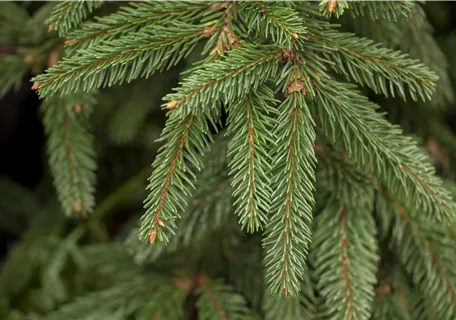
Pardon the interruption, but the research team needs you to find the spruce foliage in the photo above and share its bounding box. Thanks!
[1,1,456,319]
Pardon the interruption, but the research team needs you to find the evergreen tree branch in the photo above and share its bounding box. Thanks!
[318,0,349,19]
[196,277,256,320]
[399,5,453,107]
[377,190,456,320]
[314,136,373,203]
[46,276,154,320]
[203,1,240,58]
[263,92,316,297]
[130,135,230,262]
[313,78,455,222]
[346,1,414,21]
[167,44,283,116]
[0,207,65,308]
[319,0,415,21]
[372,272,419,320]
[224,237,264,310]
[41,94,97,216]
[0,55,29,98]
[344,3,452,107]
[306,30,437,101]
[139,109,218,244]
[226,86,278,232]
[241,1,306,46]
[45,0,104,36]
[311,194,378,320]
[0,2,30,43]
[65,1,216,53]
[138,285,187,320]
[263,268,316,320]
[32,22,206,97]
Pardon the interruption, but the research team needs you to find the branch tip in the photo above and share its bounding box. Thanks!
[328,1,337,13]
[166,100,178,110]
[149,229,157,244]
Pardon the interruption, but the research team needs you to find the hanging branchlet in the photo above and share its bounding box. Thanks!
[241,1,307,47]
[45,1,104,36]
[165,44,282,116]
[263,91,317,297]
[41,93,97,217]
[139,108,219,243]
[208,2,240,57]
[318,0,349,18]
[33,23,209,97]
[312,77,455,222]
[328,1,337,13]
[311,166,378,319]
[226,86,278,233]
[63,1,214,53]
[376,190,456,319]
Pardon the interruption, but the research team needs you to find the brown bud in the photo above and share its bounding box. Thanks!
[208,2,225,10]
[74,104,82,113]
[166,100,178,110]
[291,33,299,39]
[157,219,165,227]
[31,83,41,90]
[73,201,82,214]
[328,1,337,13]
[64,39,74,45]
[202,26,217,38]
[281,288,287,296]
[48,25,55,33]
[149,230,157,244]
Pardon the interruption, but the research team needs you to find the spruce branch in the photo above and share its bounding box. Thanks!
[196,277,256,320]
[224,238,264,311]
[371,271,421,320]
[204,1,240,58]
[32,22,206,97]
[344,3,452,108]
[263,269,316,320]
[318,0,415,21]
[314,137,373,203]
[0,55,29,98]
[313,78,455,222]
[137,285,187,320]
[167,44,283,116]
[311,195,379,320]
[306,30,437,101]
[344,1,414,21]
[399,5,453,107]
[226,86,278,233]
[319,0,349,19]
[45,0,104,36]
[0,1,29,27]
[0,207,65,306]
[241,1,306,46]
[377,191,456,320]
[263,92,316,297]
[46,277,153,320]
[139,110,218,244]
[130,135,230,263]
[65,1,215,53]
[41,94,97,216]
